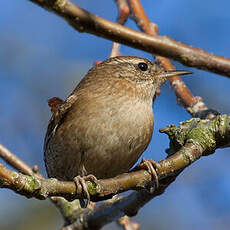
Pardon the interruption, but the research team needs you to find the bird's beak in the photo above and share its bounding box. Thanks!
[158,70,192,79]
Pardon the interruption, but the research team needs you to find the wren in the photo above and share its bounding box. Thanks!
[44,56,190,199]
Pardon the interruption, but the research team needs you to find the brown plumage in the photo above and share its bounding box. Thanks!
[44,56,190,181]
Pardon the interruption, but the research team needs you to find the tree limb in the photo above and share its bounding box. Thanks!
[29,0,230,78]
[128,0,209,117]
[0,143,41,177]
[1,115,229,202]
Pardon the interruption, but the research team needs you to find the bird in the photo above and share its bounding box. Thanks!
[44,56,190,201]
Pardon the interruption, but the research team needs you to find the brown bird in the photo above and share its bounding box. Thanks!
[44,56,190,200]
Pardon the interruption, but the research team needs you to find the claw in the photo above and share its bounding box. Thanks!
[141,158,159,189]
[73,174,98,208]
[135,158,159,191]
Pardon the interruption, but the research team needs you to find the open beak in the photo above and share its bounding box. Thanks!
[158,70,192,79]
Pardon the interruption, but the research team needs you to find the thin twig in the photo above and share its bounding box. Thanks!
[0,142,73,225]
[110,0,130,57]
[128,0,209,116]
[0,143,42,177]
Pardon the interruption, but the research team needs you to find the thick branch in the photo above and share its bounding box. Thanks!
[60,172,177,230]
[29,0,230,78]
[1,115,229,203]
[61,190,162,230]
[59,115,230,229]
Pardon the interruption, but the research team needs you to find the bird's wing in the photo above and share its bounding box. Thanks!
[44,93,78,153]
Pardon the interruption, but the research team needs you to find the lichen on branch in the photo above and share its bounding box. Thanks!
[1,115,230,202]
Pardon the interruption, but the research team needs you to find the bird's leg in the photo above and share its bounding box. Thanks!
[133,158,159,191]
[73,174,98,208]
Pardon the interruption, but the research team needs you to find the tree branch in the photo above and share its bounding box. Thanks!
[0,143,42,178]
[1,115,229,202]
[58,114,230,229]
[127,0,210,117]
[29,0,230,78]
[109,0,130,58]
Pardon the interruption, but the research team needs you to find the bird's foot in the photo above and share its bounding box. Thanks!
[73,174,98,208]
[134,158,159,192]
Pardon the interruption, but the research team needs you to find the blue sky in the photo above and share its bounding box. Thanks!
[1,0,230,229]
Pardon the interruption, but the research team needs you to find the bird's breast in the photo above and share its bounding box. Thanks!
[75,97,154,178]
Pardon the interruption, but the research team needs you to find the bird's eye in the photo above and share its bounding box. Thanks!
[138,62,148,71]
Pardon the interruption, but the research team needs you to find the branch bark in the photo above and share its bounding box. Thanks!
[0,143,42,177]
[127,0,209,116]
[29,0,230,78]
[1,115,229,202]
[59,114,230,229]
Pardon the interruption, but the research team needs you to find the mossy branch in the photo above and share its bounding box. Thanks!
[1,115,229,202]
